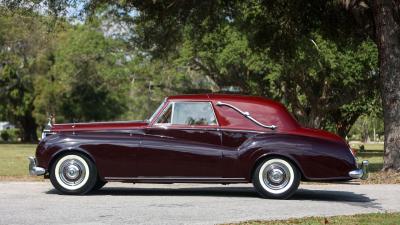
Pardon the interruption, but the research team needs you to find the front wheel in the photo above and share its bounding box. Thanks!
[252,158,300,199]
[50,153,98,195]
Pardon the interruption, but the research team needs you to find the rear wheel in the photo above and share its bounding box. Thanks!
[252,158,300,199]
[50,153,97,195]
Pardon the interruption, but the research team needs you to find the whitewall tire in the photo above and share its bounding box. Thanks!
[50,153,98,195]
[252,158,300,199]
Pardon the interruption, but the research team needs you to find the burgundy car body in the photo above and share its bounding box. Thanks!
[33,94,362,183]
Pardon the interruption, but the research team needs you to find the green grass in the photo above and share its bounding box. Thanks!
[0,144,36,177]
[227,212,400,225]
[350,143,384,152]
[348,143,400,184]
[351,143,384,173]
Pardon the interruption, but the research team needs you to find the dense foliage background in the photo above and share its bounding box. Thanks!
[0,1,383,143]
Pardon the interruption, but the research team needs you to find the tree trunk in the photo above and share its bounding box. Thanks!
[20,114,38,143]
[372,0,400,171]
[335,112,361,139]
[305,108,322,129]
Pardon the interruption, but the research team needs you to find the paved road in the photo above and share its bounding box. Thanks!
[0,182,399,225]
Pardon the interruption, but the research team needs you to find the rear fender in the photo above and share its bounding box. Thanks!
[239,133,356,181]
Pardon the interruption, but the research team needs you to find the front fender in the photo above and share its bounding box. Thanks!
[36,133,98,170]
[35,131,142,179]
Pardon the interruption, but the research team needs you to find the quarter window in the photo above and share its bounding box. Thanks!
[156,102,217,126]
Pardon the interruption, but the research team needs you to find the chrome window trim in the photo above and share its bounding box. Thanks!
[154,102,174,125]
[154,101,219,126]
[147,126,266,134]
[171,102,176,124]
[216,101,277,130]
[209,101,219,126]
[148,98,167,123]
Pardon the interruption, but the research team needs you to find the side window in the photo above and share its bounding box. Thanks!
[173,102,217,125]
[156,102,218,125]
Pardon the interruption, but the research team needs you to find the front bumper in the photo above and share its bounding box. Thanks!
[28,157,46,176]
[349,160,369,180]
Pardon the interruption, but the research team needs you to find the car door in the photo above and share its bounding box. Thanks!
[137,101,224,178]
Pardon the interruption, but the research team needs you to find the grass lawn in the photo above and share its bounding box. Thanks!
[0,143,42,181]
[226,212,400,225]
[351,143,384,173]
[348,143,400,184]
[350,142,385,152]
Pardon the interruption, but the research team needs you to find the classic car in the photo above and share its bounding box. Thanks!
[29,94,368,199]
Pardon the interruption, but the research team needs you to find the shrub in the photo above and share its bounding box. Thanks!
[1,130,10,142]
[0,128,20,142]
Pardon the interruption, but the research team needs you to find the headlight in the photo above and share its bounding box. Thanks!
[41,130,55,140]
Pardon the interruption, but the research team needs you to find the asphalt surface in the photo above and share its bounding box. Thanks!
[0,182,399,225]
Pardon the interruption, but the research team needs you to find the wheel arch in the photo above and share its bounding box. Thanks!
[249,153,306,181]
[48,148,96,174]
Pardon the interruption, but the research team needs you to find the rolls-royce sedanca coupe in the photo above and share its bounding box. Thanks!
[29,94,368,199]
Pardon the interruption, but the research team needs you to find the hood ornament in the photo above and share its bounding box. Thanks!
[47,114,55,127]
[46,114,54,129]
[72,119,76,135]
[41,114,54,139]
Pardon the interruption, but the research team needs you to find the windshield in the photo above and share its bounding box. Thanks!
[147,98,166,122]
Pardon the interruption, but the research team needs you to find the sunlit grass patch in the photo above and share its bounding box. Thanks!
[224,212,400,225]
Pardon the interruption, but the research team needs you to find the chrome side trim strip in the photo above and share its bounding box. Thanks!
[216,101,277,130]
[105,177,246,181]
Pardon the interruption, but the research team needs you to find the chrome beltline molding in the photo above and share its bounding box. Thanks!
[55,120,147,125]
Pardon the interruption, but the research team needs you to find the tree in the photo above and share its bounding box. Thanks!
[280,33,378,136]
[369,0,400,171]
[124,51,218,120]
[84,1,379,137]
[0,8,52,141]
[372,1,400,171]
[35,22,130,123]
[343,0,400,170]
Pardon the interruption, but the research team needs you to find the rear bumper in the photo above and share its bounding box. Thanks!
[28,157,46,176]
[349,160,369,180]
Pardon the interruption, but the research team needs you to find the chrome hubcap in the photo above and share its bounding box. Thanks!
[59,159,86,186]
[269,168,284,183]
[262,163,290,190]
[65,164,80,179]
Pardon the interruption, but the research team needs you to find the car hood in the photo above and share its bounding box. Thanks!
[50,121,148,132]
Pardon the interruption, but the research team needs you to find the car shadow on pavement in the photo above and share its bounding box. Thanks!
[47,186,259,198]
[293,188,381,209]
[295,189,377,203]
[293,188,370,202]
[46,186,379,207]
